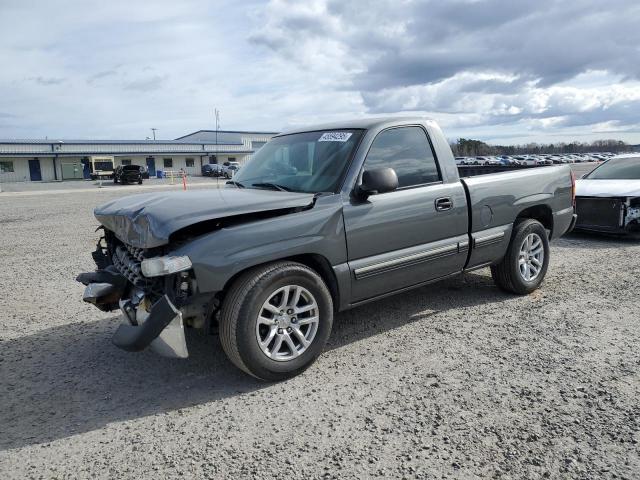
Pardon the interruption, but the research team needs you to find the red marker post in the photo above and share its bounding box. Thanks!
[182,171,187,191]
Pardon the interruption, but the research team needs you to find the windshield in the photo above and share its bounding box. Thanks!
[586,156,640,180]
[233,129,364,193]
[94,161,113,171]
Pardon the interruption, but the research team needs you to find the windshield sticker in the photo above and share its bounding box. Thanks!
[319,132,353,142]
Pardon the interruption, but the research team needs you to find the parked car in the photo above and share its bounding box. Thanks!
[495,155,514,166]
[113,165,143,185]
[77,117,576,381]
[485,156,502,166]
[202,164,224,177]
[222,161,241,178]
[513,155,537,166]
[472,156,497,165]
[574,154,640,235]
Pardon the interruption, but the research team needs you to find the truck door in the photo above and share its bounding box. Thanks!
[343,126,468,303]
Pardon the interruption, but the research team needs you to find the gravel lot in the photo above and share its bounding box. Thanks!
[1,166,639,479]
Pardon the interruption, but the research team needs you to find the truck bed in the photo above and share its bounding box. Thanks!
[458,165,574,269]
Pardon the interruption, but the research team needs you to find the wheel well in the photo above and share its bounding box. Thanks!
[217,254,340,312]
[288,254,340,309]
[516,205,553,235]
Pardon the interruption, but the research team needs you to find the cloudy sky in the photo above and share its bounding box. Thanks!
[1,0,639,144]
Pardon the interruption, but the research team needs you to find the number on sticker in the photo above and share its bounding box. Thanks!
[319,132,353,142]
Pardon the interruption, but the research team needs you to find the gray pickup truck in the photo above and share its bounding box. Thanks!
[78,117,577,380]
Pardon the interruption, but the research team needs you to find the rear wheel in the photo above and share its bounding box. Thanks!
[491,219,550,295]
[219,261,333,381]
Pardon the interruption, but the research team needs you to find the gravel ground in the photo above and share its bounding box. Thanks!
[1,168,639,479]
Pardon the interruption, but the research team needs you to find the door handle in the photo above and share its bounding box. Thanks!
[435,197,453,211]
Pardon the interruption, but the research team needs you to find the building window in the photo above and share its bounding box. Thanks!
[251,141,266,150]
[121,159,132,165]
[228,157,236,162]
[185,158,194,167]
[163,158,173,168]
[0,161,15,173]
[209,155,217,164]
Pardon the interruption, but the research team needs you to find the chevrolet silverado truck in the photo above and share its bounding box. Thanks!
[77,117,577,381]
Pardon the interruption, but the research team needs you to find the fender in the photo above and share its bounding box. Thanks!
[172,195,347,293]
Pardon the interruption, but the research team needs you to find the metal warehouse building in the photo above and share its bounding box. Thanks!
[0,129,276,183]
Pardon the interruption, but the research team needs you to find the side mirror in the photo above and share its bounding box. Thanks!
[357,167,399,199]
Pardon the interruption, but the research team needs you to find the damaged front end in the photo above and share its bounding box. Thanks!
[77,229,205,358]
[575,196,640,235]
[624,198,640,234]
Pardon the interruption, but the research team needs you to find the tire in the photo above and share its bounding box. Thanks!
[491,219,550,295]
[138,179,142,184]
[219,261,333,381]
[113,177,118,184]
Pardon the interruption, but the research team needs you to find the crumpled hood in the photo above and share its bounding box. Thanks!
[576,179,640,198]
[95,188,315,248]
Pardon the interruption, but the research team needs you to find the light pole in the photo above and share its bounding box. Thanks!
[151,128,157,140]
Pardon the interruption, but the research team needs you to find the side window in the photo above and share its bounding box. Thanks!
[364,126,440,188]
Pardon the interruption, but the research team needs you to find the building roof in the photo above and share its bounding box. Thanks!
[175,129,278,143]
[176,130,278,140]
[0,129,279,157]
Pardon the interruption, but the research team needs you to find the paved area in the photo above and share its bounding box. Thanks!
[1,162,639,479]
[0,176,223,196]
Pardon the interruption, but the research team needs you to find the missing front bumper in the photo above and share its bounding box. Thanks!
[112,295,189,359]
[79,263,189,359]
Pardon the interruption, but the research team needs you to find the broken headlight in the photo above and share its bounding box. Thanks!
[141,255,192,277]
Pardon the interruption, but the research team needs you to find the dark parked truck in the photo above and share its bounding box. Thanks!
[78,118,577,380]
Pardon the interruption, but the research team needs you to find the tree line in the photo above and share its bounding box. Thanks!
[450,138,635,157]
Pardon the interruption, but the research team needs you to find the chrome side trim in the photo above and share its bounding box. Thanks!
[474,231,505,248]
[458,240,470,253]
[354,243,459,280]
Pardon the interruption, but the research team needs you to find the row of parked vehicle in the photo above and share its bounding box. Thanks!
[455,152,616,166]
[201,161,241,179]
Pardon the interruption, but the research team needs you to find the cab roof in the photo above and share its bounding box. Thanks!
[277,116,435,137]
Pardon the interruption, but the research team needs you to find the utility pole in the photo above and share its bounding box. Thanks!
[151,128,157,140]
[214,108,220,163]
[214,108,220,144]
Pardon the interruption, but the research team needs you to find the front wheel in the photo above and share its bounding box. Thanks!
[219,261,333,381]
[491,219,550,295]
